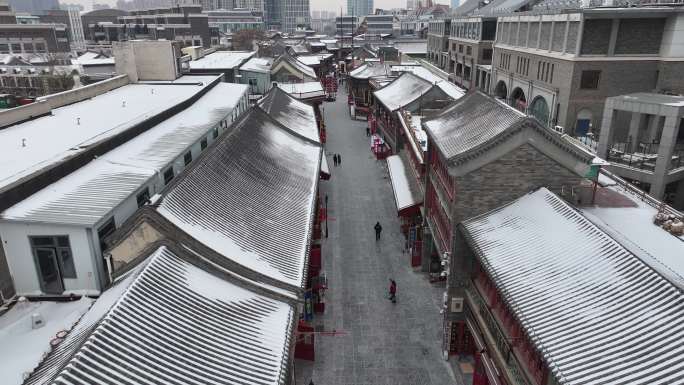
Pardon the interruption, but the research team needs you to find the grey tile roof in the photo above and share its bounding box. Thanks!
[423,91,525,161]
[25,246,294,385]
[349,63,389,80]
[157,107,321,288]
[461,188,684,385]
[257,86,321,144]
[273,54,318,80]
[373,72,433,112]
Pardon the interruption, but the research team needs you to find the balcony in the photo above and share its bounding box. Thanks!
[579,136,684,172]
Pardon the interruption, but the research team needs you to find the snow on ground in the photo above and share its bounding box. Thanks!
[0,298,93,385]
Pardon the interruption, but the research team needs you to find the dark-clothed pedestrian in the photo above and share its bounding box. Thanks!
[333,154,338,166]
[389,279,397,303]
[366,126,371,136]
[338,153,342,165]
[374,222,382,240]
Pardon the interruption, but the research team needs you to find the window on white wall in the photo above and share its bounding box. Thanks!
[163,167,174,184]
[30,236,76,279]
[136,187,150,208]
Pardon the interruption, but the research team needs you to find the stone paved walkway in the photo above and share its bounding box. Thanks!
[294,88,458,385]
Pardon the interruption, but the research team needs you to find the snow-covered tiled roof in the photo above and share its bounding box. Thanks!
[157,108,321,288]
[189,50,255,70]
[26,246,294,385]
[391,65,466,100]
[349,63,389,79]
[393,41,427,54]
[0,76,219,193]
[397,111,427,164]
[1,82,248,227]
[275,81,325,100]
[296,55,321,66]
[239,57,273,73]
[290,44,309,54]
[272,54,318,80]
[374,72,449,112]
[73,51,114,66]
[374,72,430,111]
[387,154,422,213]
[462,188,684,385]
[423,91,525,161]
[258,86,320,144]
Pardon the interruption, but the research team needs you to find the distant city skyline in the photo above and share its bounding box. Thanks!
[59,0,450,12]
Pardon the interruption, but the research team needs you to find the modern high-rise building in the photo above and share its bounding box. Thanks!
[347,0,373,17]
[67,6,85,50]
[265,0,310,33]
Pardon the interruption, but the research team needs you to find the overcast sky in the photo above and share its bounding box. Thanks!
[68,0,449,13]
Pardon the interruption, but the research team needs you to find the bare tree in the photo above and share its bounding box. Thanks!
[232,29,266,51]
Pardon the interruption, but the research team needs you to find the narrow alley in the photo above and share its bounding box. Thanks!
[295,87,459,385]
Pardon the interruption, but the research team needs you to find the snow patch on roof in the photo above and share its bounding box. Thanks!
[0,298,94,385]
[276,81,324,99]
[387,155,422,212]
[239,57,273,73]
[463,188,684,385]
[0,76,217,193]
[189,50,255,69]
[1,82,248,226]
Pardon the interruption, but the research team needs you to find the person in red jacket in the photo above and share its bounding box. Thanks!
[389,279,397,303]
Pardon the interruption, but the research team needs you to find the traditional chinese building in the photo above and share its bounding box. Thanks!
[449,187,684,385]
[421,91,594,276]
[372,71,463,154]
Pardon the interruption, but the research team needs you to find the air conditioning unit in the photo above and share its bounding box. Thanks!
[31,313,45,329]
[451,297,464,313]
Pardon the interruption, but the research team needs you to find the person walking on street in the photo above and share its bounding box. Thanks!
[338,153,342,166]
[389,279,397,303]
[366,126,371,137]
[374,222,382,240]
[333,154,338,166]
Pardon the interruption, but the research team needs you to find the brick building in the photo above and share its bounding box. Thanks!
[490,7,684,135]
[446,15,496,92]
[80,8,129,42]
[87,5,218,48]
[0,24,70,54]
[420,91,593,275]
[427,19,450,70]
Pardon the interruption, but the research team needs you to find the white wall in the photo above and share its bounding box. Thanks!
[114,41,181,82]
[0,88,251,296]
[0,222,99,296]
